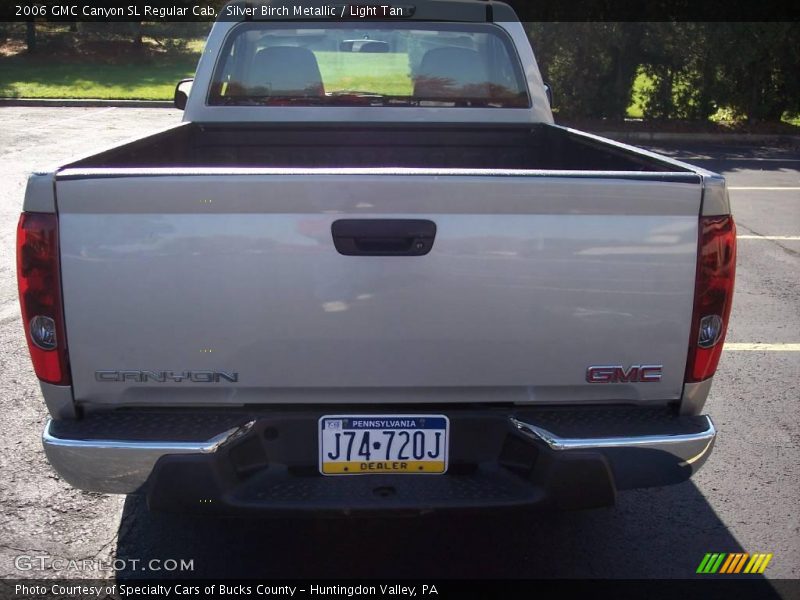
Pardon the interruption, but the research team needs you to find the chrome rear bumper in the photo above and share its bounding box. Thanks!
[511,415,716,489]
[42,409,716,505]
[511,415,715,459]
[43,419,255,494]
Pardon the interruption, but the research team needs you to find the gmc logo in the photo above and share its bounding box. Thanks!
[586,365,663,383]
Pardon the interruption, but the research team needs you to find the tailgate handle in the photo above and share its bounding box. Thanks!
[332,219,436,256]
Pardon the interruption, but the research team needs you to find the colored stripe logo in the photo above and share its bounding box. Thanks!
[697,553,773,574]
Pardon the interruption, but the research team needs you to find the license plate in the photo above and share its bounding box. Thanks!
[319,415,449,475]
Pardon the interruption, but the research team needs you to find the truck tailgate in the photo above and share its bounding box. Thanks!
[55,172,702,407]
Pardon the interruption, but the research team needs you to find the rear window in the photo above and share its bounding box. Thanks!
[208,22,530,108]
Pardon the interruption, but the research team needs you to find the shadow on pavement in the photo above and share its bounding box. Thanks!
[114,482,777,585]
[646,142,800,176]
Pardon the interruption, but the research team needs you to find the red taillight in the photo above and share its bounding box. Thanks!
[16,212,70,385]
[685,215,737,383]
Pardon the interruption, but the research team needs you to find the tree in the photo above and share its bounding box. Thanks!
[527,23,643,120]
[132,22,143,50]
[636,23,710,121]
[25,21,36,53]
[527,22,800,123]
[711,23,800,122]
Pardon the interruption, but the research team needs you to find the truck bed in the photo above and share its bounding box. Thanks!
[63,123,690,173]
[52,123,704,411]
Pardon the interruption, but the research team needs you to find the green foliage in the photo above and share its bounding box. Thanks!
[1,19,797,123]
[710,23,800,122]
[527,23,641,120]
[527,22,800,123]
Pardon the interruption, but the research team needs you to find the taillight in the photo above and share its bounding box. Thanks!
[685,215,737,383]
[16,212,70,385]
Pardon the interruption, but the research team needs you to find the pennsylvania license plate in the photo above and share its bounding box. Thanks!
[319,415,449,475]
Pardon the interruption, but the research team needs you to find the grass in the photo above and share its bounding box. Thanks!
[0,37,204,100]
[0,62,199,100]
[0,43,413,100]
[0,40,414,100]
[315,51,413,96]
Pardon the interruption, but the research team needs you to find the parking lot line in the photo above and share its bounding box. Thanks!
[725,343,800,351]
[728,187,800,191]
[737,235,800,240]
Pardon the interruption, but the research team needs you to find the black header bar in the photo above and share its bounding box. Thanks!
[0,579,795,600]
[0,0,798,22]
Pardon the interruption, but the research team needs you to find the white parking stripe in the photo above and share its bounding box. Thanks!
[738,235,800,240]
[725,343,800,352]
[728,187,800,191]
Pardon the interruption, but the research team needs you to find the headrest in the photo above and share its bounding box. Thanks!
[414,47,490,98]
[248,46,325,97]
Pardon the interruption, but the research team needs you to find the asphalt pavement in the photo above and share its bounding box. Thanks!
[0,107,797,582]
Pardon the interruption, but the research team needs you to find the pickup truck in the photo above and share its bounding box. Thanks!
[18,0,736,514]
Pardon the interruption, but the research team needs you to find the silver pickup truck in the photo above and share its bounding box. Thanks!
[18,0,736,514]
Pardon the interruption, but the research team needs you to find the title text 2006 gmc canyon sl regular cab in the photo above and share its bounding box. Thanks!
[18,0,736,514]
